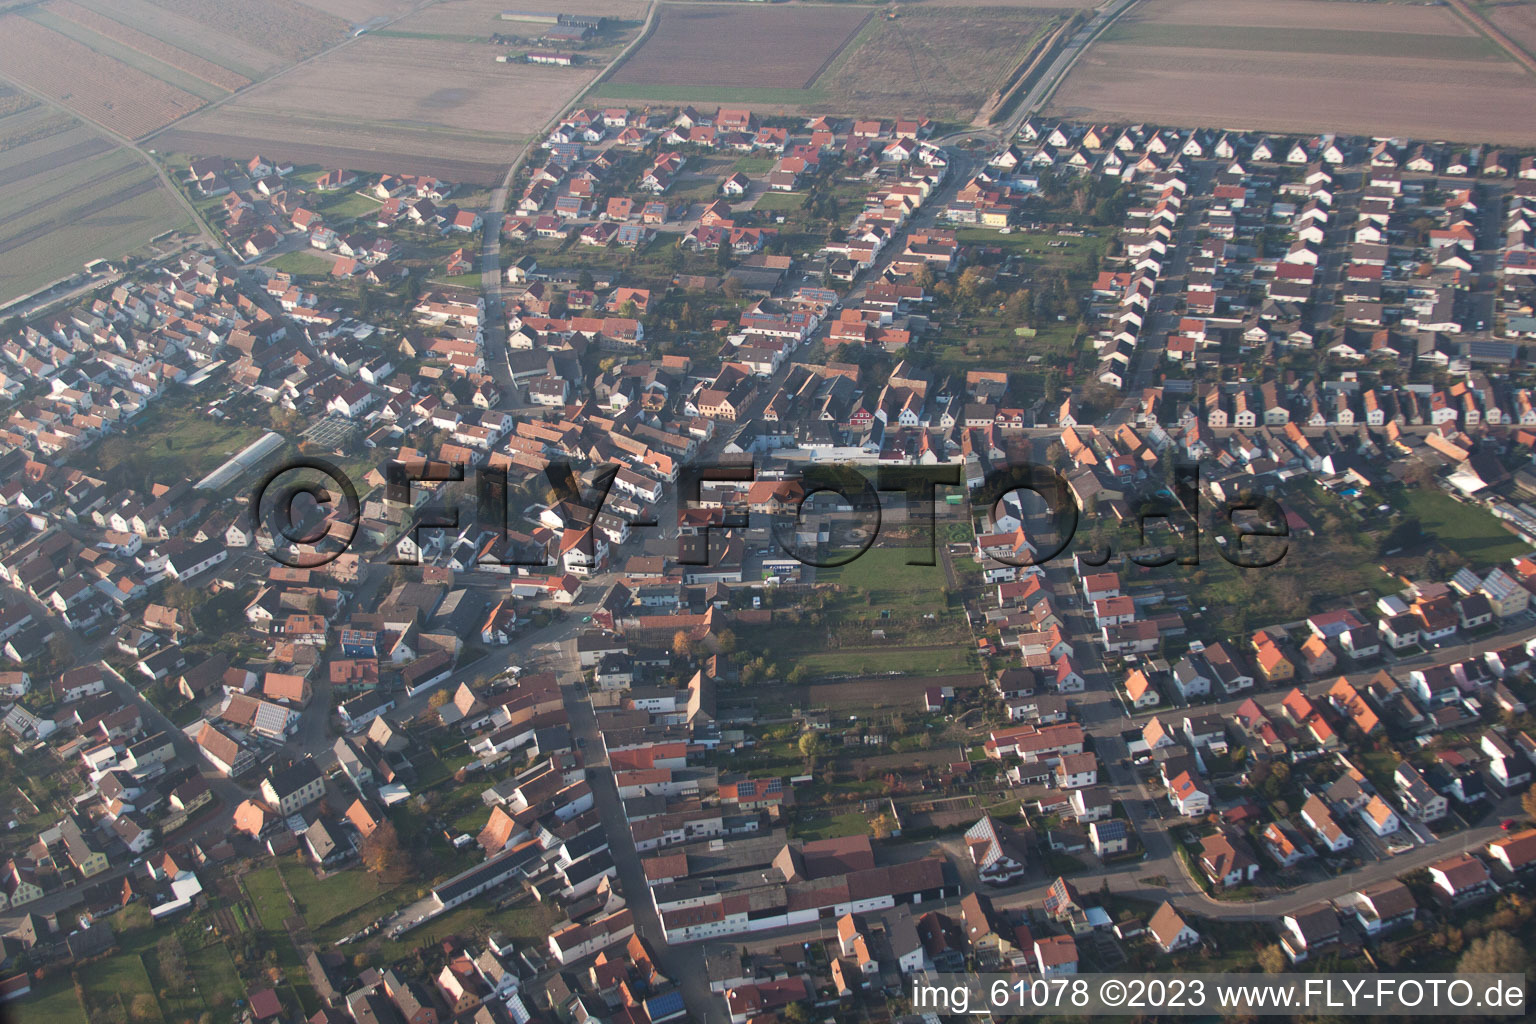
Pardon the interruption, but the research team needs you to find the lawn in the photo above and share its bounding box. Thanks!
[1399,488,1533,567]
[816,545,957,616]
[753,191,804,212]
[80,390,266,487]
[368,899,560,962]
[796,645,977,677]
[279,860,400,928]
[431,270,484,289]
[187,940,244,1009]
[81,952,161,1024]
[22,973,88,1024]
[791,810,871,841]
[267,249,335,276]
[242,865,293,932]
[732,155,775,174]
[316,190,384,223]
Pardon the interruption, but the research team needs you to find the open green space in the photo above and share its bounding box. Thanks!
[1102,22,1503,61]
[242,865,293,932]
[591,83,830,105]
[186,940,244,1009]
[315,190,385,222]
[753,191,805,212]
[432,270,485,289]
[732,155,775,174]
[1399,487,1533,566]
[796,645,978,677]
[21,973,89,1024]
[80,391,266,488]
[791,810,871,841]
[815,545,955,614]
[81,951,161,1024]
[279,859,401,928]
[268,249,336,276]
[369,899,560,963]
[956,227,1106,266]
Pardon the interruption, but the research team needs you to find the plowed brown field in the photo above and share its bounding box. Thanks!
[1051,0,1536,144]
[0,16,205,137]
[47,0,251,91]
[611,3,870,89]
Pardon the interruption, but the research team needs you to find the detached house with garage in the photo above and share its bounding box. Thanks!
[965,813,1028,885]
[1147,900,1199,954]
[1301,795,1353,853]
[1350,879,1417,936]
[1486,829,1536,875]
[1429,853,1496,904]
[1200,831,1259,888]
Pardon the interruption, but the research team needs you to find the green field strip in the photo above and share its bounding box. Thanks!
[370,29,489,41]
[70,0,275,80]
[0,121,97,170]
[1101,23,1504,60]
[592,83,828,104]
[23,8,229,103]
[0,154,154,242]
[214,105,531,147]
[0,105,81,151]
[0,132,114,188]
[0,146,143,223]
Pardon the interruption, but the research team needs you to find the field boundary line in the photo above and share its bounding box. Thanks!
[1447,0,1536,76]
[136,0,440,147]
[980,14,1072,126]
[0,69,211,248]
[590,0,662,91]
[802,8,875,89]
[1031,0,1138,119]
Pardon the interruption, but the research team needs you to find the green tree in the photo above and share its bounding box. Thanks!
[1257,944,1287,974]
[798,732,823,760]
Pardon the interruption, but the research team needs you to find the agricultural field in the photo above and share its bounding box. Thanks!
[133,0,349,65]
[912,0,1095,6]
[0,15,206,137]
[63,0,314,81]
[811,6,1065,120]
[599,2,1061,120]
[1485,0,1536,61]
[45,0,252,91]
[609,3,871,90]
[158,0,643,184]
[292,0,416,25]
[0,120,188,303]
[1050,0,1536,143]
